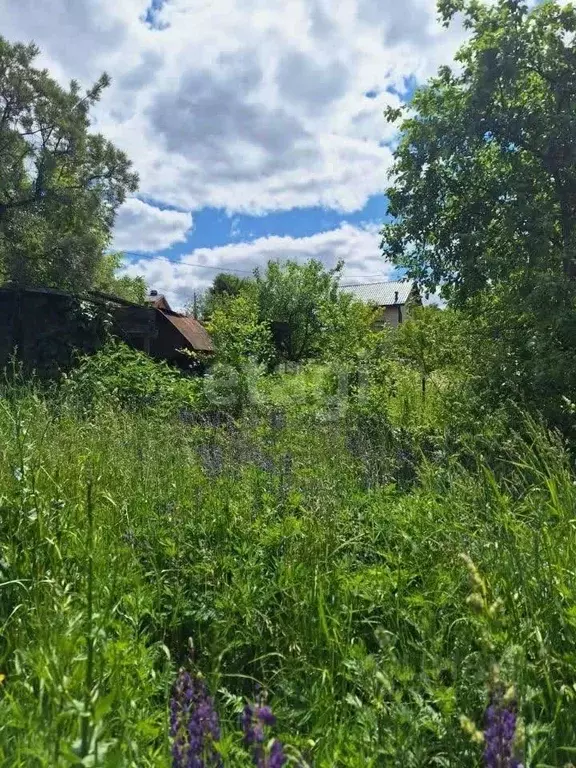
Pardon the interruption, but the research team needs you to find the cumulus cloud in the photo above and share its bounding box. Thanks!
[112,198,193,252]
[121,222,394,309]
[0,0,468,218]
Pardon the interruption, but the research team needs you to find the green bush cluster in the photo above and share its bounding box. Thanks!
[62,341,201,416]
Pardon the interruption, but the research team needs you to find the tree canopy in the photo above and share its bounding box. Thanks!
[383,0,576,300]
[93,252,147,304]
[0,36,139,293]
[199,272,251,319]
[382,0,576,426]
[255,259,346,364]
[202,260,377,369]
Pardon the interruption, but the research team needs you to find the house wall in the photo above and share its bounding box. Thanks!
[373,305,403,328]
[0,288,158,376]
[149,312,188,362]
[0,289,109,375]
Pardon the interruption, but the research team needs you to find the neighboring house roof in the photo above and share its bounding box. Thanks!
[145,291,213,352]
[161,313,214,352]
[341,280,415,306]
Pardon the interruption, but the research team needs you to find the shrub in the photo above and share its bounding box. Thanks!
[62,340,200,415]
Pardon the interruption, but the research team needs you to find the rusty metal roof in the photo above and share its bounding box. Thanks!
[161,312,214,352]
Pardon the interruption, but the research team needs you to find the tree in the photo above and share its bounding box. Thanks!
[93,252,147,304]
[199,272,251,319]
[207,292,272,370]
[204,291,273,415]
[381,0,576,427]
[0,36,138,291]
[204,260,383,371]
[383,0,576,299]
[255,259,346,364]
[394,306,464,399]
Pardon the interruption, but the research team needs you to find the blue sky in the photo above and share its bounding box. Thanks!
[128,193,389,259]
[0,0,465,306]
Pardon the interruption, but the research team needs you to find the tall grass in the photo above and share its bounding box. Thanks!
[1,379,576,765]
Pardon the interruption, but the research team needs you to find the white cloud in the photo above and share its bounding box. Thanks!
[122,223,394,309]
[112,198,193,252]
[0,0,468,219]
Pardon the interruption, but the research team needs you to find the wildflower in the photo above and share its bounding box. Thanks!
[268,740,287,768]
[241,704,256,747]
[170,668,222,768]
[242,702,286,767]
[255,706,276,727]
[198,444,224,477]
[483,684,523,768]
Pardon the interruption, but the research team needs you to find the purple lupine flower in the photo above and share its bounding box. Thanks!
[255,706,276,727]
[242,704,256,746]
[170,668,222,768]
[268,739,287,768]
[242,702,286,768]
[483,686,523,768]
[270,409,285,431]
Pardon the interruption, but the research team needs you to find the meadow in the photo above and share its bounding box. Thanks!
[1,352,576,767]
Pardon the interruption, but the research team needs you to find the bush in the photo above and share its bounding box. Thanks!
[62,340,200,415]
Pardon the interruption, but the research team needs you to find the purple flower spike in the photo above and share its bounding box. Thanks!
[483,687,523,768]
[242,703,256,746]
[255,706,276,727]
[268,740,287,768]
[243,701,287,768]
[170,668,222,768]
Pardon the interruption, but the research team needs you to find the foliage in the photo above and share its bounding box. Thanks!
[0,36,138,291]
[255,259,356,365]
[394,305,467,399]
[205,292,273,415]
[319,290,381,366]
[62,340,199,414]
[200,272,252,320]
[93,252,148,304]
[381,0,576,429]
[203,261,375,372]
[207,292,273,370]
[382,0,576,299]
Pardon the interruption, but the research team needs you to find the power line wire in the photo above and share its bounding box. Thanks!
[124,252,253,274]
[124,252,393,282]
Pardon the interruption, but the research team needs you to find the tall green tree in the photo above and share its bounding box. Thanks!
[255,259,346,364]
[199,272,251,319]
[93,252,147,304]
[383,0,576,299]
[0,37,138,291]
[394,305,465,399]
[382,0,576,426]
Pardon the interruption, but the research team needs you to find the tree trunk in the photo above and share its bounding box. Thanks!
[555,177,576,279]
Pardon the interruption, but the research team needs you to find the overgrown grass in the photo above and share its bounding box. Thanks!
[1,374,576,766]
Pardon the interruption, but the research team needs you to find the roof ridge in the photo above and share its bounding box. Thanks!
[341,279,411,287]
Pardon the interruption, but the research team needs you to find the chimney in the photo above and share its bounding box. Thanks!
[394,290,399,304]
[150,289,158,297]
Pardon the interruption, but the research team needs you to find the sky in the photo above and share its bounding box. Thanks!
[0,0,466,308]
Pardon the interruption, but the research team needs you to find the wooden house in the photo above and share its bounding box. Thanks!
[341,280,421,327]
[143,290,213,367]
[0,286,213,374]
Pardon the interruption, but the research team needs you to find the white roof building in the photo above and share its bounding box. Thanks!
[341,280,420,326]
